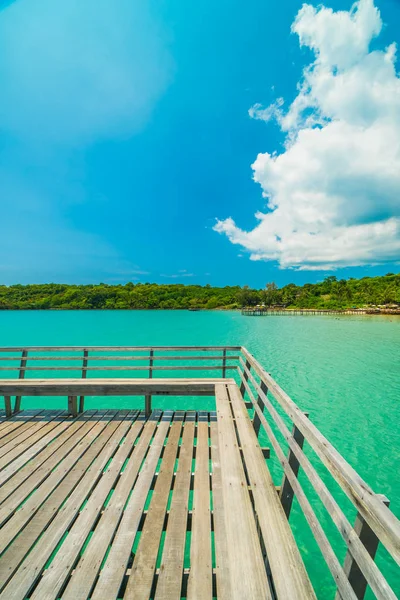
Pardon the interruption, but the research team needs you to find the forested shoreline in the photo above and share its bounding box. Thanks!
[0,273,399,310]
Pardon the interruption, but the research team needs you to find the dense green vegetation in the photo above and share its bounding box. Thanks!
[0,273,399,310]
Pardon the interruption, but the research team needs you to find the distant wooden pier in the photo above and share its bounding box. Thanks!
[0,346,398,599]
[242,307,367,316]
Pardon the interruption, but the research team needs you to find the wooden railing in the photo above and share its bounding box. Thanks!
[0,345,398,598]
[0,346,241,416]
[238,347,399,600]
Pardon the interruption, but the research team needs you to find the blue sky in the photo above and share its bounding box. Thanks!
[0,0,399,287]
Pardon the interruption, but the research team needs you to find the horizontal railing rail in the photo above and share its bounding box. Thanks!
[0,378,231,418]
[238,347,399,600]
[0,346,241,417]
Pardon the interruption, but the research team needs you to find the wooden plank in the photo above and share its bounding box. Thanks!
[337,495,391,600]
[91,412,173,600]
[0,412,134,596]
[252,380,268,437]
[155,413,195,600]
[0,414,106,552]
[222,348,227,378]
[0,409,43,438]
[0,417,48,455]
[4,396,11,418]
[280,414,308,518]
[237,372,361,600]
[187,414,213,600]
[0,413,91,506]
[213,385,271,600]
[239,360,251,395]
[68,395,78,417]
[228,383,315,599]
[79,349,88,413]
[241,347,400,565]
[0,412,48,448]
[0,411,65,470]
[0,354,240,362]
[124,415,183,600]
[61,414,159,600]
[14,349,28,413]
[0,378,234,396]
[29,413,146,600]
[239,366,397,600]
[0,413,97,518]
[0,415,77,488]
[210,419,233,600]
[0,365,238,372]
[0,345,241,351]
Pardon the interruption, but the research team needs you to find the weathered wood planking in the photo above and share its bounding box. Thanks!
[214,385,271,600]
[0,354,240,362]
[0,345,241,352]
[241,347,400,568]
[0,411,135,597]
[0,413,97,518]
[0,378,234,396]
[227,383,316,599]
[0,347,398,600]
[155,412,195,599]
[61,414,157,600]
[239,359,398,600]
[187,414,213,600]
[124,415,183,599]
[91,412,173,599]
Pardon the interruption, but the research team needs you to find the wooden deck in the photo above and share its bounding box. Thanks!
[0,383,313,600]
[0,346,398,599]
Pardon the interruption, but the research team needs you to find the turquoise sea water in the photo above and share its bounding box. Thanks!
[0,310,399,597]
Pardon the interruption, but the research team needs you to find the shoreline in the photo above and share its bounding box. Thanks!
[0,307,400,317]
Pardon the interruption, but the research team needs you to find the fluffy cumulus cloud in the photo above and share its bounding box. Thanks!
[214,0,400,270]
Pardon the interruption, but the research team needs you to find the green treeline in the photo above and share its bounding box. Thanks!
[0,273,399,310]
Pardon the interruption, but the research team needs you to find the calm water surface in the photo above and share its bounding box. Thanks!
[0,310,399,597]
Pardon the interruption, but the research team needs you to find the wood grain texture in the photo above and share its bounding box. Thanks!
[0,378,234,396]
[187,417,213,600]
[241,347,400,567]
[155,414,195,600]
[213,385,271,600]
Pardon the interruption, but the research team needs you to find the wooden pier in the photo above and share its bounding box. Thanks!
[241,308,367,316]
[0,346,398,599]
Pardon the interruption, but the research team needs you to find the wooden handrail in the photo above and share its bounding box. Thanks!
[14,349,27,414]
[0,365,238,372]
[238,368,358,600]
[0,345,242,352]
[0,378,233,396]
[0,354,241,361]
[240,347,400,568]
[0,344,397,599]
[238,361,397,600]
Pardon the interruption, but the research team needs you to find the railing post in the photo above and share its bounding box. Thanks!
[14,349,28,413]
[239,360,251,395]
[252,380,268,437]
[79,349,88,413]
[145,349,154,417]
[280,412,309,519]
[222,349,227,378]
[4,396,12,418]
[336,494,390,600]
[68,396,78,417]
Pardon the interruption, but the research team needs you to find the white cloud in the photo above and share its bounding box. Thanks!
[161,272,194,278]
[214,0,400,270]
